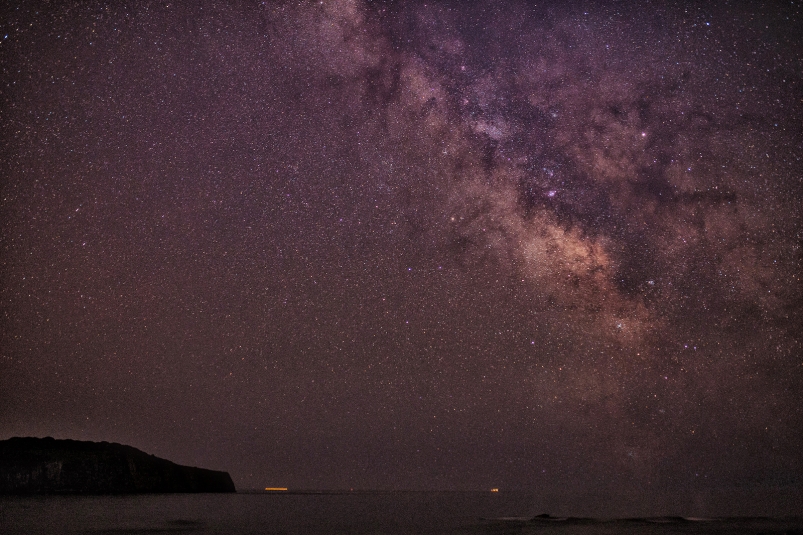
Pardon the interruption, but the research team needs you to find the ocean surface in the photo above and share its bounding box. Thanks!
[1,491,802,535]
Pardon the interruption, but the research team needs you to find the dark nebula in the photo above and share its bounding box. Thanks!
[1,0,801,515]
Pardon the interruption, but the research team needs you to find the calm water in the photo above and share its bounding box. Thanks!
[1,491,801,535]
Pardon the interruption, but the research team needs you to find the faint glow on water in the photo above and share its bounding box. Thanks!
[0,492,802,535]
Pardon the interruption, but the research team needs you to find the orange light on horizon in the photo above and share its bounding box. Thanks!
[264,487,288,491]
[490,488,499,492]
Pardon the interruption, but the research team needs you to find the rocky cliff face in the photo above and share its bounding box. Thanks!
[0,437,236,494]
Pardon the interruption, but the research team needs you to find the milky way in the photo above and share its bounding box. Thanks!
[1,0,801,514]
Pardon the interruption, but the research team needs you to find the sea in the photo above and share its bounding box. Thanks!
[1,491,802,535]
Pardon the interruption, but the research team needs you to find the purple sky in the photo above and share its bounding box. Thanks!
[1,0,801,515]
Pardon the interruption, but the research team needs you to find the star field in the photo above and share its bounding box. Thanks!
[1,0,801,515]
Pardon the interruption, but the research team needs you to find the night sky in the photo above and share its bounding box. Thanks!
[2,0,802,514]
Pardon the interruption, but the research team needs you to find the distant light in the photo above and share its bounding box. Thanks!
[490,488,499,492]
[265,487,288,491]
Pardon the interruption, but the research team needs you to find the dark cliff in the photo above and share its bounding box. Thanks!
[0,437,236,494]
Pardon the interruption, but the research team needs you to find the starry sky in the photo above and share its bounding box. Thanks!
[1,0,802,514]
